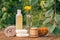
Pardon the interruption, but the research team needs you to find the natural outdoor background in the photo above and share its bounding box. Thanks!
[0,0,60,35]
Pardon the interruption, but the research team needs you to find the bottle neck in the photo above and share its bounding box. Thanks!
[17,10,22,15]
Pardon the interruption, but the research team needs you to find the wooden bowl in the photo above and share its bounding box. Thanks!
[38,27,48,36]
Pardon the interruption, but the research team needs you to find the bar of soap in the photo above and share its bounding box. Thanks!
[16,29,28,34]
[16,33,29,37]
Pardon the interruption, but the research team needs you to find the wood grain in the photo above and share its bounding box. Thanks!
[0,31,60,40]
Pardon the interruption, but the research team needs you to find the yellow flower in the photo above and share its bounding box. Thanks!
[40,1,45,8]
[2,7,7,12]
[24,6,31,10]
[41,0,45,1]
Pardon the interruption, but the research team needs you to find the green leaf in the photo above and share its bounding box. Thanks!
[31,0,38,6]
[54,15,60,24]
[53,26,60,35]
[0,11,2,18]
[48,23,56,33]
[43,17,52,24]
[44,0,54,8]
[39,12,45,20]
[2,12,8,20]
[45,8,53,17]
[58,0,60,2]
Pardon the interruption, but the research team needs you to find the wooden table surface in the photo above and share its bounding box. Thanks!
[0,31,60,40]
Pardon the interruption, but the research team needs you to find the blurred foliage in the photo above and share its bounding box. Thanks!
[0,0,60,35]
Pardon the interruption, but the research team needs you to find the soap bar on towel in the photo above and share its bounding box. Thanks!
[16,33,29,37]
[16,29,28,34]
[16,29,29,37]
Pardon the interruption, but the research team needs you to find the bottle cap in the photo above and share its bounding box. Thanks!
[17,10,21,15]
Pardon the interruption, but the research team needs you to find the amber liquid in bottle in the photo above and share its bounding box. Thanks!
[16,10,23,29]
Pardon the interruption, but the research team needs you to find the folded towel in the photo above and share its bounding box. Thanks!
[4,25,16,37]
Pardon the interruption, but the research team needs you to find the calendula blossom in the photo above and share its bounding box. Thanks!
[24,6,31,10]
